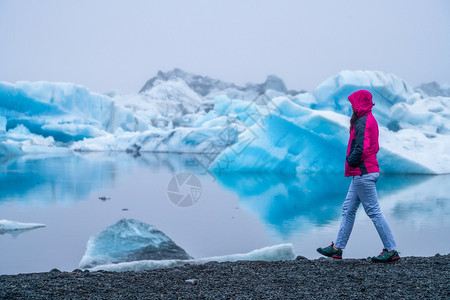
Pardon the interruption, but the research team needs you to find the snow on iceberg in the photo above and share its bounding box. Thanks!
[86,243,296,272]
[0,219,45,234]
[79,219,192,269]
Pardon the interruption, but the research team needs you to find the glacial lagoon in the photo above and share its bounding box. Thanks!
[1,153,449,275]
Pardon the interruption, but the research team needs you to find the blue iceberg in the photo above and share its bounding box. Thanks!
[79,219,192,269]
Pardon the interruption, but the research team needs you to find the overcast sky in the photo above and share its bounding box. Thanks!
[0,0,449,93]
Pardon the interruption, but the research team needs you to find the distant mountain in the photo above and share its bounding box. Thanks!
[139,68,240,96]
[416,82,450,97]
[139,68,298,97]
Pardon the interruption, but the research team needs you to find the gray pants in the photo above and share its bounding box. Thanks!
[335,172,397,251]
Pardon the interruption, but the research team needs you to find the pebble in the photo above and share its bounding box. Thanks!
[184,279,198,284]
[0,255,448,299]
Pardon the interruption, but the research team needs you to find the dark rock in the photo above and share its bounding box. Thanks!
[49,268,61,273]
[295,255,309,261]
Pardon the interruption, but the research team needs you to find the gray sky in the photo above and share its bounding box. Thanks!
[0,0,449,93]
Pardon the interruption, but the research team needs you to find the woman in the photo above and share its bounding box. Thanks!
[317,90,400,262]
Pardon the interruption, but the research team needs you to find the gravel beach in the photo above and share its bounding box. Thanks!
[1,254,448,299]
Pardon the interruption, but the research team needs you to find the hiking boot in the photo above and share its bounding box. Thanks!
[317,242,342,259]
[371,249,400,262]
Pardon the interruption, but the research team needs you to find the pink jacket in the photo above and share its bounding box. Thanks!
[345,90,380,177]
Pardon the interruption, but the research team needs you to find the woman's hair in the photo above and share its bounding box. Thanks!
[350,111,358,131]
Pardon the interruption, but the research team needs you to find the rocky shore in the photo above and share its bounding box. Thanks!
[1,254,448,299]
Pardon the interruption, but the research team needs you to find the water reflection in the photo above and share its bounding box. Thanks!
[216,172,440,236]
[216,173,347,232]
[0,154,118,204]
[1,153,448,234]
[0,227,44,238]
[381,175,450,226]
[1,153,449,274]
[0,152,208,205]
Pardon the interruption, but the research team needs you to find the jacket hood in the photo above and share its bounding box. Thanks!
[348,90,374,117]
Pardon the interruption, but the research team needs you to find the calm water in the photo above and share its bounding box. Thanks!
[0,153,449,275]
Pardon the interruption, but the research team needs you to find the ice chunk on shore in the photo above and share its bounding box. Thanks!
[86,243,296,272]
[79,219,192,269]
[0,219,45,234]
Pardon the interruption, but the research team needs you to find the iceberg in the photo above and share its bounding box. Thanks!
[1,69,449,174]
[0,125,73,157]
[86,243,296,272]
[313,70,417,126]
[0,81,149,154]
[210,97,439,174]
[79,219,192,269]
[389,95,450,134]
[71,126,235,154]
[0,219,45,234]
